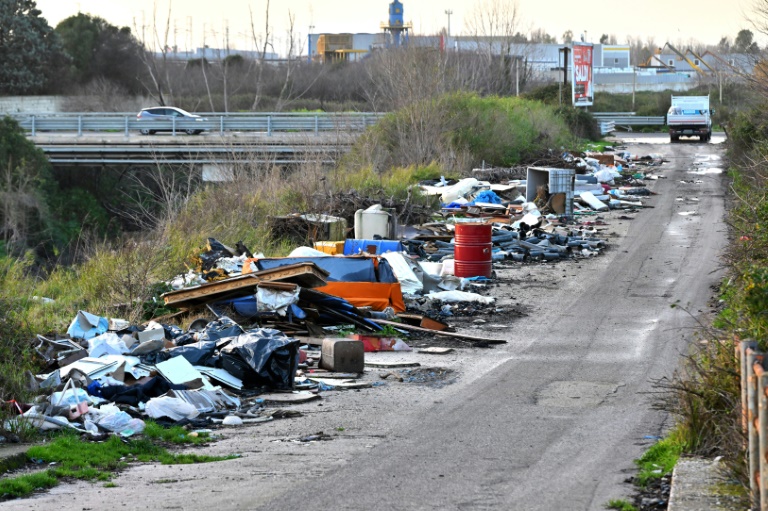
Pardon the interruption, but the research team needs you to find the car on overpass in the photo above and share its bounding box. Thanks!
[136,106,207,135]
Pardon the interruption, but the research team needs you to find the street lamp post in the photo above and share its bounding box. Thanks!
[445,9,453,38]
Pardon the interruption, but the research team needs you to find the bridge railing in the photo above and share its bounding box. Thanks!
[9,112,385,137]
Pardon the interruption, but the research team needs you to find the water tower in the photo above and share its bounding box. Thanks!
[381,0,412,47]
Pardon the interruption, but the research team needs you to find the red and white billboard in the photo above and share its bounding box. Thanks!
[572,43,594,107]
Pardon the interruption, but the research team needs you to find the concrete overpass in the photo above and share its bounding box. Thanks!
[31,133,358,166]
[11,112,383,166]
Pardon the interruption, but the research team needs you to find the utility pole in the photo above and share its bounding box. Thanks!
[632,66,637,110]
[445,9,453,38]
[308,25,315,64]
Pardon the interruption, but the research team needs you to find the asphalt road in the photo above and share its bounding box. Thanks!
[11,133,727,511]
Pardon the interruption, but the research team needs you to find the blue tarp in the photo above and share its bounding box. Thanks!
[343,239,404,256]
[468,190,502,205]
[256,257,397,283]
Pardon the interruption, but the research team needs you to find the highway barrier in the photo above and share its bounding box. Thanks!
[10,112,385,137]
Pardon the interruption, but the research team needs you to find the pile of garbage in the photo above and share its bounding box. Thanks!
[10,147,665,439]
[15,311,321,437]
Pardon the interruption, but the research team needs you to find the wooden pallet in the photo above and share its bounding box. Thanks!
[162,262,329,309]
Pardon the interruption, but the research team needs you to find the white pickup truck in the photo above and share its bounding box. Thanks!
[667,95,713,143]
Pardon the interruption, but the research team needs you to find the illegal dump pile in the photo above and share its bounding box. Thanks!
[8,144,666,446]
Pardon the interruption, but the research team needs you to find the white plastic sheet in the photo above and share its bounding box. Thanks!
[257,285,300,316]
[380,252,422,295]
[288,246,331,258]
[425,290,495,305]
[594,168,618,183]
[145,396,200,421]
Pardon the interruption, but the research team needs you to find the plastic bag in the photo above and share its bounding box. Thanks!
[97,411,132,432]
[88,332,130,358]
[221,329,300,390]
[145,396,200,421]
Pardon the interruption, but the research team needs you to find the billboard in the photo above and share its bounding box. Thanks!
[572,43,594,107]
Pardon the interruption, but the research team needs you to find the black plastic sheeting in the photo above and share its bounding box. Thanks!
[221,329,300,390]
[169,341,218,366]
[255,257,397,283]
[175,317,243,347]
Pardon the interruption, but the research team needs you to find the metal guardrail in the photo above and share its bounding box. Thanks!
[593,115,665,126]
[598,120,615,136]
[8,112,385,137]
[739,341,768,509]
[592,112,637,117]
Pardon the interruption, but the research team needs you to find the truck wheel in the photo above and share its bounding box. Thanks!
[670,136,679,143]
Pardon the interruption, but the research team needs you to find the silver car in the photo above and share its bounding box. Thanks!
[136,106,206,135]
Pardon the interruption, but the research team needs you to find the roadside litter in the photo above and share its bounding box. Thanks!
[9,148,664,440]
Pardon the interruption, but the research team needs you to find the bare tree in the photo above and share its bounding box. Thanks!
[464,0,532,95]
[133,1,175,105]
[250,0,271,110]
[1,160,43,253]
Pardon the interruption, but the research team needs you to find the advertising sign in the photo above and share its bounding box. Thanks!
[572,43,594,107]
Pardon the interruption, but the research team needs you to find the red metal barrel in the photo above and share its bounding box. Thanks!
[454,223,492,278]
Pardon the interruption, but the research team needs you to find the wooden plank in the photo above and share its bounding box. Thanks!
[372,319,507,344]
[364,361,421,368]
[162,263,328,308]
[396,313,452,332]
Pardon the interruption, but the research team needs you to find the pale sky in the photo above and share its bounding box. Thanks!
[35,0,757,55]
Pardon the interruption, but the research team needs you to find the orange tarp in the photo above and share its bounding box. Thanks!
[316,282,406,312]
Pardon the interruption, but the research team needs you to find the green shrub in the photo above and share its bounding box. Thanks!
[349,92,575,173]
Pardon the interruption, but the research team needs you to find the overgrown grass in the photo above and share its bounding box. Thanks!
[634,437,683,488]
[0,430,234,500]
[142,421,210,445]
[604,499,637,511]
